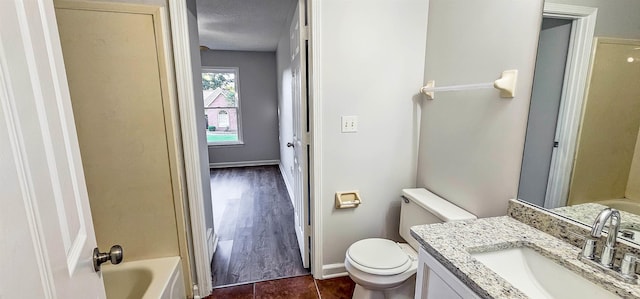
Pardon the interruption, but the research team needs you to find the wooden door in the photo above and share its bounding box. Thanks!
[0,0,106,297]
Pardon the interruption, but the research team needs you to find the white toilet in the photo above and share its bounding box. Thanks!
[344,188,476,299]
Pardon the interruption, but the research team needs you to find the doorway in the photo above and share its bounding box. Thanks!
[518,4,598,209]
[196,0,312,287]
[519,17,573,207]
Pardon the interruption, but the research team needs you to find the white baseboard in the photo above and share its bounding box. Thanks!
[207,228,217,263]
[279,163,295,207]
[209,159,279,169]
[322,263,347,279]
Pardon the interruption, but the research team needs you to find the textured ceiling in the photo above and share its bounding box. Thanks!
[196,0,297,51]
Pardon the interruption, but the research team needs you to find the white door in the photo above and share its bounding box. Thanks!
[0,0,106,298]
[290,0,310,268]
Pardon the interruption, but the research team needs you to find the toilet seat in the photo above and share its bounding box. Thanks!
[346,238,411,276]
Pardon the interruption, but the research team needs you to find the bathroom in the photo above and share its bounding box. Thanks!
[2,0,640,298]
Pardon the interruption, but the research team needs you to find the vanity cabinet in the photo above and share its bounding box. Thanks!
[415,248,482,299]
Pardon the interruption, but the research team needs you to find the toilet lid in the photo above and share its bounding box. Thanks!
[347,238,410,275]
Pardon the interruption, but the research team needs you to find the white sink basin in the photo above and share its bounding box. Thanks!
[471,247,619,299]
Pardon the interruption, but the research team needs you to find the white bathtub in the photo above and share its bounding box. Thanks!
[102,256,185,299]
[596,198,640,215]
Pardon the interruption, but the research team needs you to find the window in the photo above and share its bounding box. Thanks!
[202,68,242,145]
[217,110,230,128]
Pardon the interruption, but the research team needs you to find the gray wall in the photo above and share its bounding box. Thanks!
[519,18,572,207]
[547,0,640,39]
[200,50,281,165]
[416,0,543,218]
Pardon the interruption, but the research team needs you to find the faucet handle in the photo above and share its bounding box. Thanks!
[620,253,639,279]
[569,230,597,260]
[580,238,597,260]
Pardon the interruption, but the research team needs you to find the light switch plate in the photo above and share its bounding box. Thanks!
[341,116,358,133]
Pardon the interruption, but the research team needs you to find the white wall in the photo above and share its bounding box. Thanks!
[200,50,281,166]
[416,0,542,218]
[317,0,428,274]
[276,23,295,198]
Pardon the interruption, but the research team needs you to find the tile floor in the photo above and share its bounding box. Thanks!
[204,275,355,299]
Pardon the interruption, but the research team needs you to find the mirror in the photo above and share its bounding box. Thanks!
[518,0,640,243]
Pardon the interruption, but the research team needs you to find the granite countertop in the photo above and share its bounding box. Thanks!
[553,203,640,233]
[410,216,640,299]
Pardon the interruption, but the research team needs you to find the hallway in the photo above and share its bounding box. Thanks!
[210,166,309,286]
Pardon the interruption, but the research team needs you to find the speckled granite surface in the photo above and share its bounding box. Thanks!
[553,203,640,240]
[509,200,640,261]
[552,202,612,225]
[411,215,640,299]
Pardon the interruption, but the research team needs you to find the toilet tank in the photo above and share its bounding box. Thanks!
[399,188,477,251]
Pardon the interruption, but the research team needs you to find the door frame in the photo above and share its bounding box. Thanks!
[170,0,325,292]
[309,0,324,278]
[542,3,597,209]
[168,0,213,296]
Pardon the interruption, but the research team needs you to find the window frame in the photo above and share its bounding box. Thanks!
[202,67,244,146]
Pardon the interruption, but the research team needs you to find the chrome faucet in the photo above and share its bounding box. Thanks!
[578,208,638,284]
[590,208,621,268]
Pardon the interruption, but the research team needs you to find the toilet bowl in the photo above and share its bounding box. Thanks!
[345,188,476,299]
[345,239,418,299]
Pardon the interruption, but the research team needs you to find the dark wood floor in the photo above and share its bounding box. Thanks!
[210,166,309,287]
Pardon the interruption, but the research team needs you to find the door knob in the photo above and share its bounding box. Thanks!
[93,245,123,272]
[287,142,294,148]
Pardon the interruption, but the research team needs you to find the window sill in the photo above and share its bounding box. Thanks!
[208,142,244,148]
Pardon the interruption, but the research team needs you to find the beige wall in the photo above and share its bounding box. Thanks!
[627,131,640,200]
[568,39,640,205]
[56,0,180,261]
[56,1,181,259]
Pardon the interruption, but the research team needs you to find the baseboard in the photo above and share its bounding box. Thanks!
[207,228,217,263]
[279,163,295,207]
[321,263,348,279]
[209,160,279,169]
